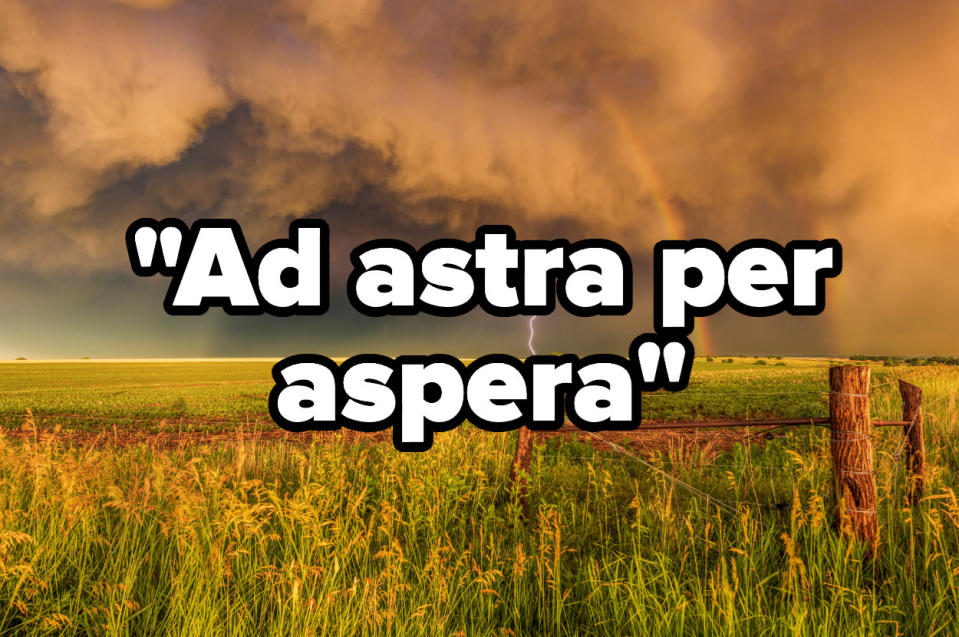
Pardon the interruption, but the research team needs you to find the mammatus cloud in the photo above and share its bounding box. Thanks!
[0,0,958,353]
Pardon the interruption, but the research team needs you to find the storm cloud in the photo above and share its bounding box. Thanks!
[0,0,957,356]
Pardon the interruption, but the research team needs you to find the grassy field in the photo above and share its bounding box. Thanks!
[0,358,958,634]
[0,357,840,431]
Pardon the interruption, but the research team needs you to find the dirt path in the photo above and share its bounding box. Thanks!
[0,426,392,450]
[0,422,781,456]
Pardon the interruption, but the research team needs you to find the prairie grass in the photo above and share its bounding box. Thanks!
[0,361,957,634]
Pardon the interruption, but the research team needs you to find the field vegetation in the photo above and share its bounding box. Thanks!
[0,358,957,634]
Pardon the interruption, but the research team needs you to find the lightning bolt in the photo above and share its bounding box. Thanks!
[527,316,537,356]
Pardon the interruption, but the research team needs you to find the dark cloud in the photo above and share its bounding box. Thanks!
[0,0,956,356]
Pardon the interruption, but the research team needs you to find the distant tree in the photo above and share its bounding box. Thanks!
[775,362,786,366]
[706,357,714,362]
[754,359,767,365]
[723,358,734,364]
[15,357,25,360]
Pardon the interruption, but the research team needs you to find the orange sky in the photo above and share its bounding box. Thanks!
[0,0,957,357]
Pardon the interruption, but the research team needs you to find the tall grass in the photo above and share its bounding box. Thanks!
[0,366,957,634]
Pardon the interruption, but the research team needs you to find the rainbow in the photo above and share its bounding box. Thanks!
[597,92,716,355]
[806,211,848,355]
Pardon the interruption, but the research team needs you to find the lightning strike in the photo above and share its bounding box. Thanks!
[528,316,537,356]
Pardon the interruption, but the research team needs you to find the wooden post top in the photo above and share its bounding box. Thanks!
[829,365,870,394]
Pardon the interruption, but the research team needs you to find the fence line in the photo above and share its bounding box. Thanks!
[577,429,741,515]
[509,365,927,556]
[536,455,802,471]
[530,484,796,511]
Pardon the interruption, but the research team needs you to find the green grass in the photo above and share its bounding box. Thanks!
[0,356,873,431]
[0,361,275,431]
[0,359,957,634]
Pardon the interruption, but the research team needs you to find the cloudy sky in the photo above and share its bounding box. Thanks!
[0,0,956,359]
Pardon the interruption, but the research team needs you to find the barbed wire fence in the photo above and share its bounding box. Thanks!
[509,367,925,551]
[0,363,937,548]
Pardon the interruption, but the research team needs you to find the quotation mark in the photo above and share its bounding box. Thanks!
[632,337,692,388]
[127,220,187,276]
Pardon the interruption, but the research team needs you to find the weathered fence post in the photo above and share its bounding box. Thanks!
[509,427,534,518]
[829,365,879,555]
[899,380,925,504]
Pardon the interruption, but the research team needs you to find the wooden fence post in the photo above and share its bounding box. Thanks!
[899,380,925,504]
[509,427,534,517]
[829,365,879,555]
